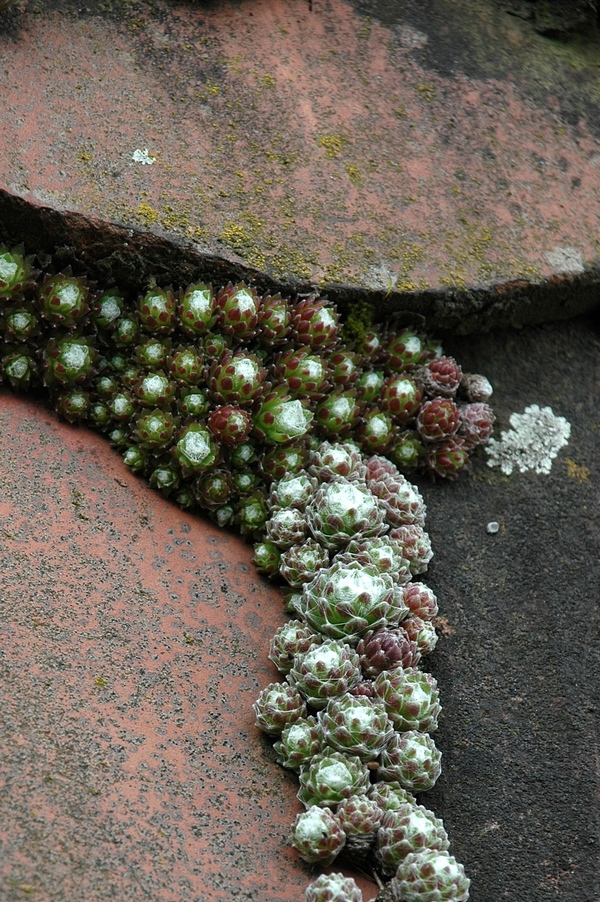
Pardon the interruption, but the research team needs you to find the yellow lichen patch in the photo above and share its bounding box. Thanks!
[416,83,436,102]
[261,73,276,88]
[136,202,160,226]
[94,675,108,688]
[346,164,362,185]
[317,134,348,159]
[564,458,591,482]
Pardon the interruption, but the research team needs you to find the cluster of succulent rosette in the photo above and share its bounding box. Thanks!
[253,448,471,901]
[0,243,492,901]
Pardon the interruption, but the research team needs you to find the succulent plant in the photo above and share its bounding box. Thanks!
[314,389,362,438]
[193,467,234,509]
[55,388,90,423]
[373,666,441,732]
[279,539,330,587]
[133,371,176,408]
[207,404,252,446]
[304,872,363,902]
[208,349,267,407]
[384,329,427,373]
[289,805,346,866]
[269,620,322,674]
[261,444,310,482]
[168,345,204,386]
[318,694,394,761]
[2,348,38,389]
[235,491,268,537]
[299,560,408,642]
[459,371,493,403]
[380,374,424,424]
[253,389,314,445]
[171,422,219,476]
[272,347,331,399]
[415,356,463,398]
[268,471,318,511]
[402,615,439,656]
[309,441,368,483]
[368,780,417,811]
[355,369,385,404]
[388,430,426,471]
[378,729,442,792]
[333,536,412,585]
[403,583,439,621]
[416,398,461,443]
[375,805,450,876]
[356,408,397,454]
[37,271,90,328]
[292,296,340,350]
[365,465,427,528]
[252,681,308,735]
[91,288,125,332]
[335,795,382,855]
[0,245,35,299]
[256,292,292,348]
[357,627,421,678]
[329,348,362,387]
[134,408,177,451]
[3,306,39,343]
[264,508,308,549]
[391,850,471,901]
[427,436,471,480]
[177,282,217,336]
[458,402,495,447]
[297,749,371,809]
[251,539,281,576]
[43,335,96,387]
[216,282,261,341]
[388,525,434,575]
[137,287,177,334]
[305,479,387,550]
[273,715,325,771]
[287,638,362,710]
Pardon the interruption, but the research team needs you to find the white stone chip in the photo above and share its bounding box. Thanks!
[486,404,571,476]
[545,246,584,274]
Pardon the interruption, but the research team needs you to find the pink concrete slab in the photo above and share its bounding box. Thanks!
[1,0,600,298]
[0,390,379,901]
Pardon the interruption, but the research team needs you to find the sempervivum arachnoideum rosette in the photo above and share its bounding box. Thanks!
[305,479,387,550]
[308,441,368,484]
[287,638,362,710]
[333,536,412,586]
[375,804,450,876]
[391,849,471,901]
[335,794,383,857]
[297,749,371,809]
[297,560,409,642]
[304,871,364,902]
[273,714,325,771]
[374,666,441,733]
[289,805,346,866]
[318,694,394,761]
[377,729,443,792]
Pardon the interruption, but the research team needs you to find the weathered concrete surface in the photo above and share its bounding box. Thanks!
[0,314,597,901]
[1,0,600,328]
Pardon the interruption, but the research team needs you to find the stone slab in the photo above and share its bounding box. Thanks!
[1,0,600,329]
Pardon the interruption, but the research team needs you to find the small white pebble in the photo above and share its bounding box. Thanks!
[486,521,500,535]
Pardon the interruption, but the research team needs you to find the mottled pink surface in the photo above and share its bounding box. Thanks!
[1,0,600,289]
[0,390,378,901]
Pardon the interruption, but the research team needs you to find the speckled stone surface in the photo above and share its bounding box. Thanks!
[1,0,600,326]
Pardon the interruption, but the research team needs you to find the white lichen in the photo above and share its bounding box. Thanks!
[486,404,571,476]
[132,148,156,165]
